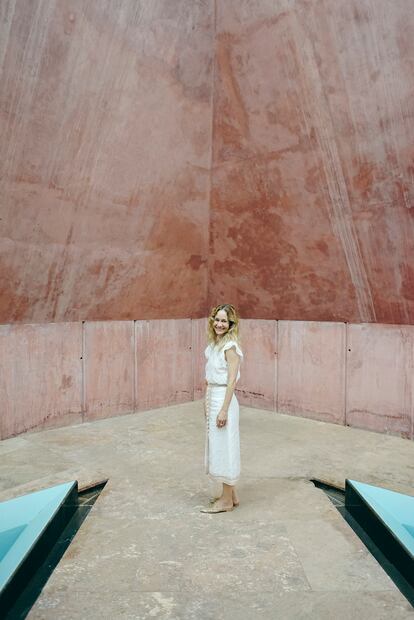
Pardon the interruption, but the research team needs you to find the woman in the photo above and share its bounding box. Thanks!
[201,304,243,514]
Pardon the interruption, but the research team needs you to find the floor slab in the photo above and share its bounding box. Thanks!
[0,402,413,619]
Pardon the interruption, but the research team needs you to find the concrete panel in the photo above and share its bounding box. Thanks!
[0,323,82,439]
[192,318,208,400]
[209,0,414,324]
[346,324,414,438]
[135,320,192,410]
[0,1,212,323]
[236,319,276,410]
[278,321,346,424]
[84,321,134,421]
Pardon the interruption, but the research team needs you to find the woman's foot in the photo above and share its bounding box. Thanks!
[201,499,234,513]
[208,489,239,507]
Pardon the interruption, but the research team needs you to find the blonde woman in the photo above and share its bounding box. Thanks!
[201,304,243,513]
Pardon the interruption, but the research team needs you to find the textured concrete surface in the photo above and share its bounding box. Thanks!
[209,0,414,324]
[2,1,414,326]
[0,322,83,439]
[192,318,208,401]
[236,319,277,411]
[277,321,346,425]
[135,320,193,410]
[0,0,212,323]
[2,319,413,440]
[346,323,414,437]
[1,402,413,619]
[1,319,204,439]
[84,321,135,421]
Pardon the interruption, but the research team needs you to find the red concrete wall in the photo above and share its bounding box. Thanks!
[0,1,213,323]
[209,0,414,324]
[1,1,413,326]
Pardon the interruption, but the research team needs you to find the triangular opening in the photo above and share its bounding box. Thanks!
[347,479,414,557]
[0,481,77,600]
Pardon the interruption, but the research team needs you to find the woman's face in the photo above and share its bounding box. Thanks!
[213,309,230,338]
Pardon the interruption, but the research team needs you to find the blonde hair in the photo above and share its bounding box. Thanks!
[207,304,240,349]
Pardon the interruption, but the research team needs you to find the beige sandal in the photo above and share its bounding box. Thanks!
[200,503,234,513]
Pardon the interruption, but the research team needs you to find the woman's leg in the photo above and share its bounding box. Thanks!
[201,387,239,513]
[206,483,233,512]
[210,484,239,506]
[221,483,233,506]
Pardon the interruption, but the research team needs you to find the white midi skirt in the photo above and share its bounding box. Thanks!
[205,385,240,485]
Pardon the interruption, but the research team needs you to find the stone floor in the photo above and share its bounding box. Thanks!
[1,402,414,619]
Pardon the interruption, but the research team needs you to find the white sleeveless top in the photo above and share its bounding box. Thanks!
[205,340,243,384]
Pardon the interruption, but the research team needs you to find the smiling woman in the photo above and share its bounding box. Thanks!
[201,304,244,514]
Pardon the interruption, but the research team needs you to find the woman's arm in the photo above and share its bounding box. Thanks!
[216,347,240,427]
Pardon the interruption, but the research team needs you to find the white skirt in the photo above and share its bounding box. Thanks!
[205,385,240,485]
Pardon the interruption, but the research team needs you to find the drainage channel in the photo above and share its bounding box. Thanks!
[5,480,107,620]
[311,479,414,608]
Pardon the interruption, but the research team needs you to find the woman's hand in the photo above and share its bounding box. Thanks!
[216,409,228,428]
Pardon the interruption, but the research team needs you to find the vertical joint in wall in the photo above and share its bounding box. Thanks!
[133,320,137,413]
[344,322,348,428]
[81,321,86,421]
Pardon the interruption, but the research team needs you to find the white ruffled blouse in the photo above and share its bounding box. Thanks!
[205,340,243,385]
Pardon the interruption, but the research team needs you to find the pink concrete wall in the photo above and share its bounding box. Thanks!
[209,0,414,324]
[0,0,212,323]
[346,324,414,438]
[0,323,83,438]
[277,321,346,425]
[1,319,198,439]
[192,318,208,400]
[135,320,193,410]
[236,319,277,410]
[84,321,134,421]
[2,318,412,441]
